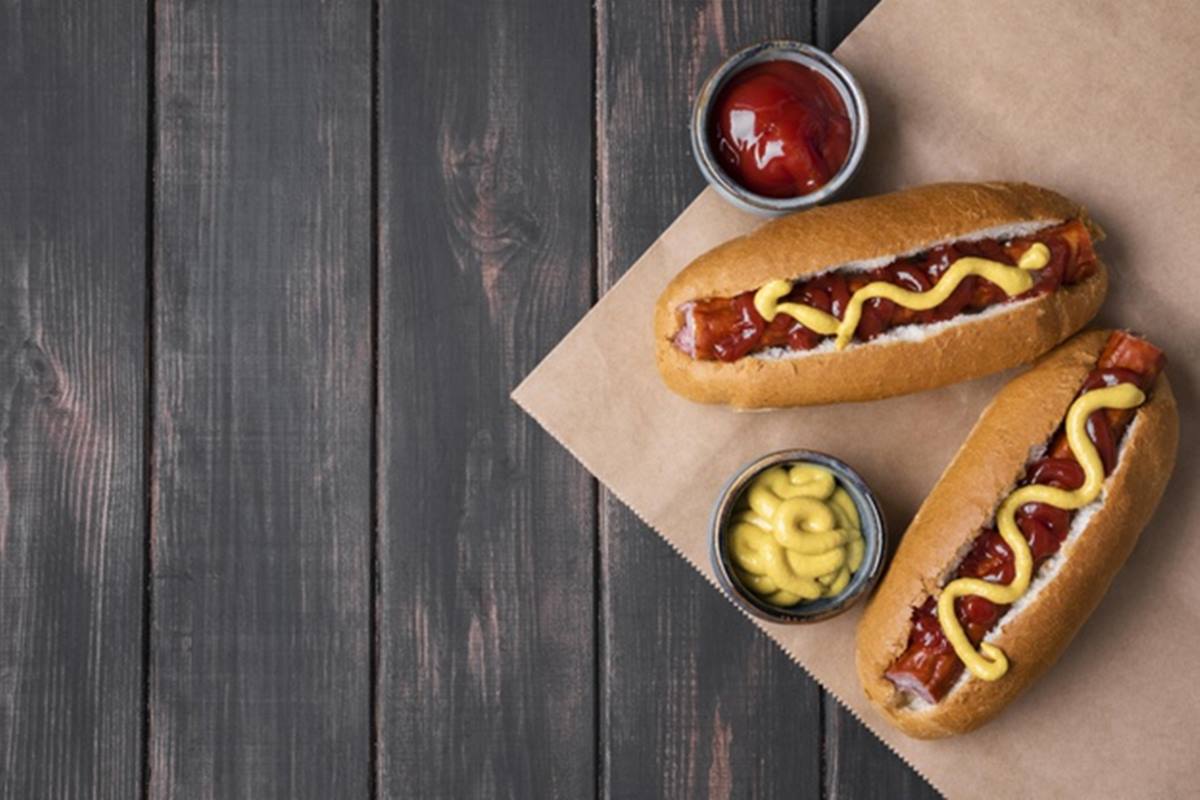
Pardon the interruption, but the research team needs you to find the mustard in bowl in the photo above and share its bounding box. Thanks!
[710,449,886,623]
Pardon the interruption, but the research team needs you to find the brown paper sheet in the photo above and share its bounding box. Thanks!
[512,0,1200,795]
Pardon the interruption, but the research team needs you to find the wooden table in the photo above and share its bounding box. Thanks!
[1,0,939,796]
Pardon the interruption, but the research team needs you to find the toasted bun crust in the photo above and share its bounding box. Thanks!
[855,330,1179,738]
[654,182,1108,408]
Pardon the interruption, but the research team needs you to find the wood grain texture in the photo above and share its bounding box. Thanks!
[825,702,940,800]
[596,2,826,798]
[150,1,372,796]
[0,1,147,796]
[376,0,595,797]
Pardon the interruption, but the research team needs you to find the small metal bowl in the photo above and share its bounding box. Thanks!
[691,40,869,216]
[710,449,886,624]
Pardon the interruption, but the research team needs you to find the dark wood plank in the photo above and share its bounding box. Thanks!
[824,704,939,800]
[376,0,595,797]
[596,3,827,798]
[0,1,147,796]
[150,1,372,796]
[814,3,940,797]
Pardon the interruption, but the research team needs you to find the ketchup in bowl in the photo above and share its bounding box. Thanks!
[710,60,853,198]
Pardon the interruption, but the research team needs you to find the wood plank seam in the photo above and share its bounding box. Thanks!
[370,0,382,798]
[141,0,159,797]
[592,5,608,800]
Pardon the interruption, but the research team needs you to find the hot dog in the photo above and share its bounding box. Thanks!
[654,182,1108,407]
[855,330,1178,738]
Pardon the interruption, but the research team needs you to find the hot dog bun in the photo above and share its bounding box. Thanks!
[655,182,1108,408]
[855,330,1179,738]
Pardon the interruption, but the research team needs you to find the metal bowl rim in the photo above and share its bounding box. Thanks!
[690,40,870,216]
